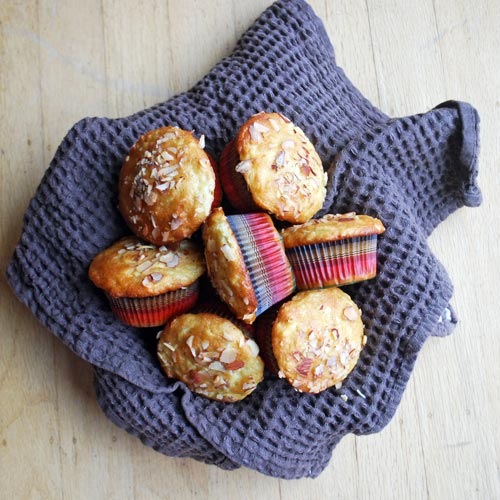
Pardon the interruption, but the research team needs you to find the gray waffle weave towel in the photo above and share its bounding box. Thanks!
[6,0,481,478]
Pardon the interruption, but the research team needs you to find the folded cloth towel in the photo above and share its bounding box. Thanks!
[6,0,481,478]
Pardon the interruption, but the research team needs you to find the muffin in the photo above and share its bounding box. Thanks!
[219,112,327,223]
[270,289,366,394]
[119,126,220,245]
[88,236,205,327]
[282,212,385,290]
[202,207,295,324]
[157,313,264,402]
[191,293,255,339]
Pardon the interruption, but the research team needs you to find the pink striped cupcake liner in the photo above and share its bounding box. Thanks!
[286,235,379,290]
[227,213,295,317]
[107,281,200,327]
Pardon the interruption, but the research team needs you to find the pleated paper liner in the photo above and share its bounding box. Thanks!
[107,281,200,327]
[219,139,259,212]
[285,235,379,290]
[226,213,295,317]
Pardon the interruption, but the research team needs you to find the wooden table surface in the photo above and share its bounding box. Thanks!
[1,1,499,498]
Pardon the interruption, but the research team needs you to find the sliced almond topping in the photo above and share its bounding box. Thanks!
[208,361,225,372]
[246,339,259,357]
[275,150,285,168]
[162,342,176,352]
[235,160,252,174]
[314,364,324,377]
[249,124,262,142]
[242,382,256,391]
[220,243,237,261]
[335,382,343,390]
[281,139,294,149]
[201,340,210,350]
[252,121,269,134]
[156,182,170,191]
[343,306,358,321]
[220,347,237,364]
[150,272,163,282]
[199,134,205,149]
[136,260,154,273]
[161,151,174,161]
[269,118,280,131]
[225,359,245,371]
[296,357,313,376]
[170,217,182,231]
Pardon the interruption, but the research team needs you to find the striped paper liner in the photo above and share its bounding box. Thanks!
[219,139,259,212]
[227,213,295,317]
[107,281,200,327]
[286,235,379,290]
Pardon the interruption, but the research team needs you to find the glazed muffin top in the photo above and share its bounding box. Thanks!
[157,313,264,402]
[272,288,365,394]
[234,112,327,224]
[281,212,385,248]
[202,208,258,324]
[88,236,205,298]
[119,126,216,245]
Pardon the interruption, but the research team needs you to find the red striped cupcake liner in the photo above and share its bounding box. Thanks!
[219,139,259,213]
[107,281,200,327]
[285,235,379,290]
[227,213,295,317]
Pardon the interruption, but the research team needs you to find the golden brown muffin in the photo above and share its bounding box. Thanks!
[281,212,385,247]
[157,313,264,402]
[220,112,327,223]
[88,236,205,326]
[119,126,216,245]
[202,208,295,324]
[272,289,365,393]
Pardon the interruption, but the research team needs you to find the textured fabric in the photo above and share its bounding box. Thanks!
[6,0,481,479]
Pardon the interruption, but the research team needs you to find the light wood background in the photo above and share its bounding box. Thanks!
[1,1,499,499]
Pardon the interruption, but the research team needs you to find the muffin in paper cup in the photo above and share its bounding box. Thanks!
[219,112,327,223]
[282,212,385,290]
[89,236,205,327]
[157,312,264,402]
[202,207,295,324]
[258,289,366,394]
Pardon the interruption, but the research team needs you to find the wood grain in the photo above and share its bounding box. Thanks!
[1,1,499,498]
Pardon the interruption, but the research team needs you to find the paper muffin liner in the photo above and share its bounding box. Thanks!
[254,309,280,376]
[219,139,259,213]
[227,213,295,317]
[285,235,379,290]
[107,281,200,327]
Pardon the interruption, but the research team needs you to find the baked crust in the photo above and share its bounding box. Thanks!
[157,313,264,402]
[119,126,216,245]
[202,208,258,323]
[281,212,385,248]
[272,289,365,393]
[235,112,327,223]
[88,236,205,298]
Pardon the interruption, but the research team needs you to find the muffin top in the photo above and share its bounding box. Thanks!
[202,208,258,324]
[272,289,365,394]
[157,313,264,402]
[119,126,216,245]
[88,236,205,298]
[281,212,385,248]
[234,112,327,223]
